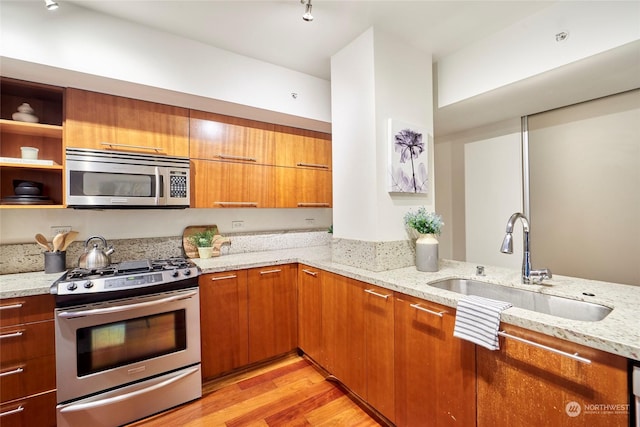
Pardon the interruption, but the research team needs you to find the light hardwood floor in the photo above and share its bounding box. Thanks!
[128,354,384,426]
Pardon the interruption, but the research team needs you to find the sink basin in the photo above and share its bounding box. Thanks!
[428,279,612,321]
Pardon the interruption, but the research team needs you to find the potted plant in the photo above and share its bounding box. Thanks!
[404,207,443,272]
[189,228,217,259]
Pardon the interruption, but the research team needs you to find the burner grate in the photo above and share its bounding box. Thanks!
[116,260,152,274]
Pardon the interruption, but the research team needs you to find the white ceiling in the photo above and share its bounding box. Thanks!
[58,1,640,135]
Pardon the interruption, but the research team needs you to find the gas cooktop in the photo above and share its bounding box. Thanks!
[51,257,200,307]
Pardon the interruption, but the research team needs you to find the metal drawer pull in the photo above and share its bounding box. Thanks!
[296,162,329,169]
[302,269,317,277]
[364,289,390,299]
[60,366,200,413]
[0,367,24,377]
[410,303,446,317]
[101,142,162,152]
[217,154,257,162]
[0,331,24,339]
[497,331,592,364]
[0,405,24,418]
[260,269,282,275]
[297,203,330,207]
[211,275,237,281]
[215,202,258,207]
[0,303,23,311]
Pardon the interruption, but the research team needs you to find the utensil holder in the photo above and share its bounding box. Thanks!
[44,251,66,274]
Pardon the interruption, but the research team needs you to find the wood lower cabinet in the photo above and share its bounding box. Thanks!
[199,270,249,379]
[297,265,324,364]
[394,294,476,427]
[247,264,297,363]
[191,159,275,208]
[0,294,56,427]
[65,88,190,156]
[477,323,629,427]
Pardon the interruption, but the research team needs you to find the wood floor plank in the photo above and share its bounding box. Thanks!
[128,355,383,427]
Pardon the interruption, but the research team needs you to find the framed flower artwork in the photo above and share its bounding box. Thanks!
[388,119,429,194]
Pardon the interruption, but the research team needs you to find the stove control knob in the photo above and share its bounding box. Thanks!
[67,282,77,291]
[172,270,180,278]
[83,281,94,289]
[183,269,191,276]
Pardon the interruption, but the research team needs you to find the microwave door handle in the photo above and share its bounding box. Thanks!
[154,167,161,205]
[59,366,200,413]
[57,291,197,319]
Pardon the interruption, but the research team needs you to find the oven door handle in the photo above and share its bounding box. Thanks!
[57,291,197,319]
[59,366,200,413]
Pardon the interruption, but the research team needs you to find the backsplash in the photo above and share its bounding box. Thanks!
[0,230,332,275]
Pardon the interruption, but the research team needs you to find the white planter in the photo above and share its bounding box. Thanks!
[416,233,439,272]
[197,246,214,259]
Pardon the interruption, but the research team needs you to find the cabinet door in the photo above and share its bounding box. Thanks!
[191,160,275,208]
[395,294,476,427]
[297,265,324,364]
[189,110,275,164]
[477,324,628,427]
[65,88,189,156]
[275,167,332,208]
[363,284,395,423]
[0,389,56,427]
[199,271,248,379]
[274,126,332,169]
[247,264,297,363]
[321,273,366,396]
[0,295,54,327]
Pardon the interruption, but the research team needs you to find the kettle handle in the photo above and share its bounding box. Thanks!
[84,235,108,249]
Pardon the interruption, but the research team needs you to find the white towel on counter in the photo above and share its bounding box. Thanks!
[453,295,512,350]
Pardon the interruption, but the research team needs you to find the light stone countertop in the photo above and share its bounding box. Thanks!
[2,245,638,361]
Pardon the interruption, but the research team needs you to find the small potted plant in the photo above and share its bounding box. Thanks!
[189,228,217,259]
[404,207,443,272]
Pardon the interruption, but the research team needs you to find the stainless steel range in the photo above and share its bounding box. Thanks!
[50,258,202,427]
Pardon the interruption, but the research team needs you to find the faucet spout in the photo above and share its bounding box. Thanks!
[500,212,551,284]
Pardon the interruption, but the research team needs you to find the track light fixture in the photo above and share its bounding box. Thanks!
[301,0,313,22]
[45,0,59,10]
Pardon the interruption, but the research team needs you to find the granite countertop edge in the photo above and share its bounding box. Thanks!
[2,245,638,361]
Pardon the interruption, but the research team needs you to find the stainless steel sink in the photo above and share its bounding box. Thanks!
[428,278,612,321]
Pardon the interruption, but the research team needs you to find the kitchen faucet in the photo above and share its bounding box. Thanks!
[500,212,552,284]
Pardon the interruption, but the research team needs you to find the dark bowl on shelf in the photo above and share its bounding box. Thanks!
[13,180,43,196]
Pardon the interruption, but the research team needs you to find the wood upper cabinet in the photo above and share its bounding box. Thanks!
[394,294,476,427]
[0,294,56,427]
[247,264,297,363]
[297,265,324,364]
[191,159,275,208]
[189,110,275,164]
[477,323,629,427]
[274,126,331,170]
[199,270,249,379]
[65,88,189,157]
[0,78,64,208]
[274,167,332,208]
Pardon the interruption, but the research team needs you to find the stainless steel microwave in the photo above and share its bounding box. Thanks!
[65,148,190,208]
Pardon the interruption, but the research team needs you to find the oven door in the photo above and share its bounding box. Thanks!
[66,158,166,207]
[55,288,201,404]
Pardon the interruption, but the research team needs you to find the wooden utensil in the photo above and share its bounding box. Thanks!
[61,230,78,251]
[35,233,52,252]
[52,233,65,252]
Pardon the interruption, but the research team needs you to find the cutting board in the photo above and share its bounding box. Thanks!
[182,225,219,259]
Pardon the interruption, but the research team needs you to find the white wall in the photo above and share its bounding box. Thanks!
[331,28,433,242]
[0,1,331,129]
[437,1,640,107]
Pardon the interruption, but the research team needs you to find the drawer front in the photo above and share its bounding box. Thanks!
[0,390,56,427]
[0,295,55,327]
[0,321,54,364]
[0,354,56,403]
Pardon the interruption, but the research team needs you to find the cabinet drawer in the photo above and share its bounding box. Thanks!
[0,354,56,402]
[0,390,56,427]
[0,295,55,327]
[0,321,54,364]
